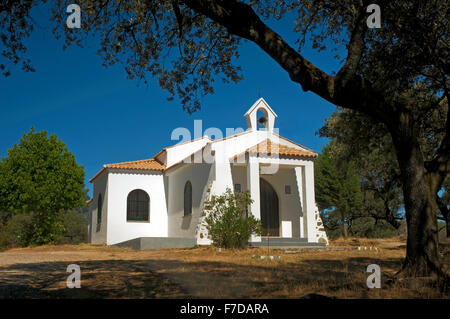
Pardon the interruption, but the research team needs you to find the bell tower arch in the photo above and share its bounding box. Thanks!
[244,98,278,132]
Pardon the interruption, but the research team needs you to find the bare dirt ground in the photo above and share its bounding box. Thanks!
[0,237,448,299]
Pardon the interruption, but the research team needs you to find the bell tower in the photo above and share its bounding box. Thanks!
[244,97,278,132]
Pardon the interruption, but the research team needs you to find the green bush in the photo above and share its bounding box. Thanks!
[28,213,66,245]
[0,212,34,248]
[55,210,88,244]
[204,188,262,249]
[0,210,88,249]
[322,210,399,239]
[349,217,397,238]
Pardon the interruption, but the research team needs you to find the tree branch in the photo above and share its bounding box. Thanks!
[335,2,368,87]
[171,0,184,56]
[181,0,396,124]
[425,93,450,177]
[437,195,449,221]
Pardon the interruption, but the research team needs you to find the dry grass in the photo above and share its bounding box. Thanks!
[0,237,448,299]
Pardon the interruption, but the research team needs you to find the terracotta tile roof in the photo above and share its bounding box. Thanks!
[231,139,317,160]
[90,136,316,183]
[104,158,165,171]
[89,158,165,183]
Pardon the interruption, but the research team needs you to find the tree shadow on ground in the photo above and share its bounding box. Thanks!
[144,255,404,298]
[0,259,188,299]
[1,251,446,298]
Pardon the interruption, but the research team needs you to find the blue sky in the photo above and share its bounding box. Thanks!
[0,6,343,196]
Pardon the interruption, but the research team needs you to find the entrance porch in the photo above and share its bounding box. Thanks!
[230,153,318,243]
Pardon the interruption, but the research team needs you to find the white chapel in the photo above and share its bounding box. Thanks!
[87,98,328,249]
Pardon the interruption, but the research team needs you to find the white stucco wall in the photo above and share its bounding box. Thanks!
[303,162,317,242]
[246,157,261,242]
[106,169,168,245]
[214,130,264,161]
[90,172,108,244]
[260,168,303,238]
[212,130,269,195]
[166,137,211,168]
[167,163,212,238]
[230,165,248,192]
[294,166,306,238]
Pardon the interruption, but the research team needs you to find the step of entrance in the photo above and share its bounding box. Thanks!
[115,237,197,250]
[249,237,326,247]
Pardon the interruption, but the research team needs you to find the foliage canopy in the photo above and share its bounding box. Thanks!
[0,127,88,245]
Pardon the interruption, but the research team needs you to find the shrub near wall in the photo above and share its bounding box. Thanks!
[55,210,88,244]
[204,188,262,249]
[0,212,33,249]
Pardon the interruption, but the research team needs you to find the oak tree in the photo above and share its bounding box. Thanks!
[315,143,363,238]
[319,109,404,231]
[0,128,88,245]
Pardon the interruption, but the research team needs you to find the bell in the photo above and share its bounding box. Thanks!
[258,116,268,127]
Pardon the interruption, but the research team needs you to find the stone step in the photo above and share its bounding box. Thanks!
[250,238,326,247]
[261,237,308,243]
[116,237,196,250]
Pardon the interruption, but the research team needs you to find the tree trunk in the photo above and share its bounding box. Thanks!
[447,217,450,238]
[390,116,443,278]
[437,196,450,238]
[384,199,401,229]
[445,213,450,239]
[340,211,348,238]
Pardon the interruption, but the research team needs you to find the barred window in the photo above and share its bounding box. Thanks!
[285,185,291,194]
[127,189,150,222]
[96,194,102,232]
[184,181,192,216]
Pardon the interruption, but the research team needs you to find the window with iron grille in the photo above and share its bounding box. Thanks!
[285,185,291,194]
[184,181,192,216]
[127,189,150,222]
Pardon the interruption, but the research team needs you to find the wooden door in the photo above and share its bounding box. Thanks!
[260,178,279,236]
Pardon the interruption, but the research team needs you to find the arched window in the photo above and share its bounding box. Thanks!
[184,181,192,216]
[96,194,102,232]
[127,189,150,222]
